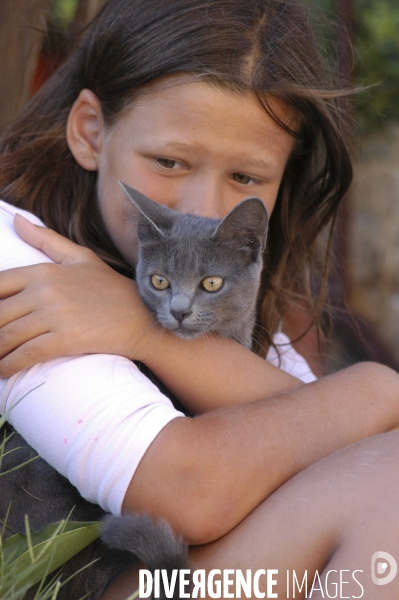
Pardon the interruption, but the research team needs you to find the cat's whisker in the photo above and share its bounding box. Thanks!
[207,330,224,353]
[250,336,269,357]
[146,322,167,354]
[250,322,296,364]
[111,319,164,368]
[251,322,273,336]
[128,321,164,356]
[252,321,299,350]
[202,330,212,348]
[148,324,168,354]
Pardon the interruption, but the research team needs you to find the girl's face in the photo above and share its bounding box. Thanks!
[69,80,296,266]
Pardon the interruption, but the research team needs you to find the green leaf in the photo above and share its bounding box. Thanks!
[50,0,79,24]
[1,521,101,594]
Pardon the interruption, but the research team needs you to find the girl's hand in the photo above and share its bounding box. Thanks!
[0,215,156,378]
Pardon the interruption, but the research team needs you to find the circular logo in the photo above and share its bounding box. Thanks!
[371,552,397,585]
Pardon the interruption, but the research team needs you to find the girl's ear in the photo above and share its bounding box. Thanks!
[66,89,103,171]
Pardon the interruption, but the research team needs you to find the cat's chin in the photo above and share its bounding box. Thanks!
[169,326,204,340]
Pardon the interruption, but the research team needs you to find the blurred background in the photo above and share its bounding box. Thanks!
[0,0,398,374]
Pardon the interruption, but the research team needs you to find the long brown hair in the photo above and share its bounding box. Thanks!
[0,0,352,357]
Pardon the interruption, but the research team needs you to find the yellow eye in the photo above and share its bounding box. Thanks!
[151,274,170,290]
[202,276,223,292]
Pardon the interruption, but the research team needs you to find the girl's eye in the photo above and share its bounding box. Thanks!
[202,276,223,292]
[232,173,255,185]
[151,274,170,290]
[156,158,178,169]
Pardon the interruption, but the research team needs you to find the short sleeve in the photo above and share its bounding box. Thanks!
[0,355,184,515]
[266,331,317,383]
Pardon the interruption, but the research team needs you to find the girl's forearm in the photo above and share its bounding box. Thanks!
[125,361,399,543]
[138,329,304,413]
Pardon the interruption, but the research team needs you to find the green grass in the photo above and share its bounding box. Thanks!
[0,399,140,600]
[0,410,101,599]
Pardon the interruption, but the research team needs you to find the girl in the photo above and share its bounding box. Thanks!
[1,0,399,598]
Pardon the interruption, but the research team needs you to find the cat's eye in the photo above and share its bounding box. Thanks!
[151,274,170,290]
[202,276,223,292]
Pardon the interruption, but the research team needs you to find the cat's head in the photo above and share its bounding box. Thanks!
[119,182,269,346]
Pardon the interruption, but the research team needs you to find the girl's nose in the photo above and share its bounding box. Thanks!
[176,177,224,219]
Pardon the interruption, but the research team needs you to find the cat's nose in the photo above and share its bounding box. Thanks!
[170,308,192,323]
[170,294,192,323]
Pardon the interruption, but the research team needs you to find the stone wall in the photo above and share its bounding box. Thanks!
[348,124,399,359]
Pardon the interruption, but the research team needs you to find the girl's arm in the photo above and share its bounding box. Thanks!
[124,360,399,544]
[138,328,304,412]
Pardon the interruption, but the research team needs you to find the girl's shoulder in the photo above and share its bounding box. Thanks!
[0,200,53,270]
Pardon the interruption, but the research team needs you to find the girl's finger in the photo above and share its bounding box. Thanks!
[0,292,32,329]
[0,332,70,378]
[13,214,101,265]
[0,263,61,299]
[0,313,49,360]
[0,266,28,299]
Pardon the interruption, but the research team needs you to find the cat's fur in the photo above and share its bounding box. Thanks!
[0,184,268,599]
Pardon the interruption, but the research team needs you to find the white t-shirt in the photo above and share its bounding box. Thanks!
[0,200,316,514]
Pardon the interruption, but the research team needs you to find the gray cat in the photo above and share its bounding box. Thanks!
[121,181,269,349]
[0,184,269,599]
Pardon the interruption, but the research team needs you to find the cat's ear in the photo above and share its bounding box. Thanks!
[119,181,175,242]
[212,197,269,253]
